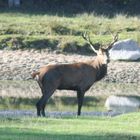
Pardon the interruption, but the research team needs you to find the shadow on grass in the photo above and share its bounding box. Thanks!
[0,35,96,55]
[0,36,59,50]
[0,127,139,140]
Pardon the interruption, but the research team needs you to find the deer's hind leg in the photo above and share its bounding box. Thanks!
[36,87,56,117]
[77,90,85,116]
[36,78,60,117]
[36,95,46,116]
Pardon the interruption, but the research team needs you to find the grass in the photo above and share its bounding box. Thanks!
[0,112,140,140]
[0,11,140,52]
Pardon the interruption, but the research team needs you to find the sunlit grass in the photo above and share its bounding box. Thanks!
[0,12,140,51]
[0,112,140,140]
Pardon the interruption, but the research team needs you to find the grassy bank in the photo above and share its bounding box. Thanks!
[0,113,140,140]
[0,80,139,111]
[0,11,140,53]
[0,96,105,112]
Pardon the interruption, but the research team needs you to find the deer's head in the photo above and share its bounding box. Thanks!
[82,32,118,64]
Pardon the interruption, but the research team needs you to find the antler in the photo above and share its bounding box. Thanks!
[107,32,118,50]
[82,32,98,54]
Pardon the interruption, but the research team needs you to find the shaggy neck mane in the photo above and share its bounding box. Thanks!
[96,64,107,81]
[90,57,108,81]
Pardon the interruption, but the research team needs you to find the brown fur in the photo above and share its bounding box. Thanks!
[32,33,118,117]
[32,51,108,117]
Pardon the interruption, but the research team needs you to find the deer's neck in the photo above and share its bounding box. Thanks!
[96,64,107,81]
[91,57,108,81]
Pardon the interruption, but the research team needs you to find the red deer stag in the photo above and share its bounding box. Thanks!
[31,33,118,117]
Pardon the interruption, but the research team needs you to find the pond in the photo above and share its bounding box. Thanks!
[0,80,140,113]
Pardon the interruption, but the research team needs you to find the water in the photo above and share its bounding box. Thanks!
[0,80,139,112]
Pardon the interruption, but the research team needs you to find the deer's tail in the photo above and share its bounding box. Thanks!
[31,71,40,79]
[31,71,43,90]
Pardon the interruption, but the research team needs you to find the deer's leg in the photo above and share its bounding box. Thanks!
[40,91,55,117]
[37,90,55,117]
[40,88,46,117]
[39,83,60,117]
[36,88,55,117]
[77,90,85,116]
[36,73,61,117]
[41,105,46,117]
[36,80,45,116]
[36,95,45,116]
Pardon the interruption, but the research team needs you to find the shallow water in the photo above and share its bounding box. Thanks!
[0,80,139,112]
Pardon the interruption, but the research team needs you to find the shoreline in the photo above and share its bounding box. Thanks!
[0,110,122,117]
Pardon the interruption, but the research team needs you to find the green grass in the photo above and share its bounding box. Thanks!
[0,11,140,52]
[0,113,140,140]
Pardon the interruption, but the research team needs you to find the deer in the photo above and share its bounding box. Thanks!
[31,32,118,117]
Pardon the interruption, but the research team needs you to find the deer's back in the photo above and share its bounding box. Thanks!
[40,63,97,91]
